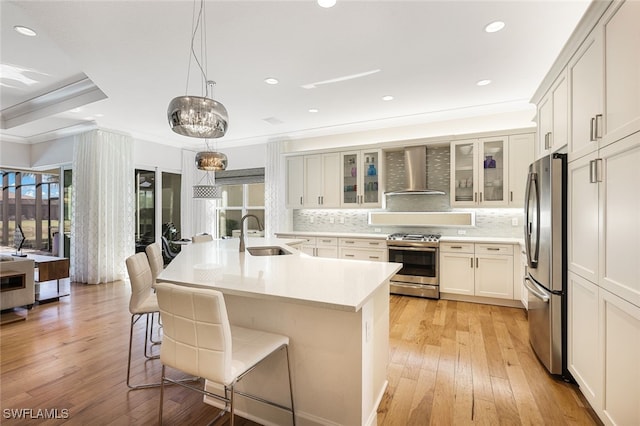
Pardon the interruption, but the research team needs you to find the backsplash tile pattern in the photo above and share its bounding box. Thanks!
[292,146,525,239]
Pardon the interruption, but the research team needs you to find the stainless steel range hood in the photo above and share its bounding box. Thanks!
[385,146,445,196]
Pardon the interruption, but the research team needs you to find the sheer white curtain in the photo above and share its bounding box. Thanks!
[265,139,289,237]
[180,149,216,239]
[72,129,134,284]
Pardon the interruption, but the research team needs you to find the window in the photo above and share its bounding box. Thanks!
[135,169,155,249]
[213,168,265,239]
[161,172,182,239]
[0,169,60,253]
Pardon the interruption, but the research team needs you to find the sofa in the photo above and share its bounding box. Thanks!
[1,255,35,310]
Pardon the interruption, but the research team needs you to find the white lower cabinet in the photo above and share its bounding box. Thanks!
[303,237,338,258]
[568,271,640,426]
[440,242,514,300]
[600,289,640,426]
[277,234,389,261]
[568,272,602,411]
[338,238,387,262]
[440,243,475,295]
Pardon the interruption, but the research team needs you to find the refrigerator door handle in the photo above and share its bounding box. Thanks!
[524,277,550,303]
[524,171,540,268]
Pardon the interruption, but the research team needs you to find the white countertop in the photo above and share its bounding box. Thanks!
[276,231,524,245]
[157,237,401,312]
[276,231,387,240]
[440,236,524,245]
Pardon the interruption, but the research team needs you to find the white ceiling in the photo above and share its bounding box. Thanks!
[0,0,590,150]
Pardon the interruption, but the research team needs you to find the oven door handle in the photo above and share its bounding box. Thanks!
[387,246,437,253]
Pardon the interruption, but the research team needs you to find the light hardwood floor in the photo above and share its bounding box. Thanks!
[0,281,599,425]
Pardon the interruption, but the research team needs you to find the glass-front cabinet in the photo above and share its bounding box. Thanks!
[340,149,383,208]
[450,138,508,207]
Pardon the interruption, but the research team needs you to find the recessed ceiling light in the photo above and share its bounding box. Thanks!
[70,108,82,113]
[95,113,104,117]
[317,0,336,8]
[484,21,505,33]
[264,77,279,85]
[476,79,492,86]
[308,108,319,113]
[14,25,37,37]
[382,95,394,101]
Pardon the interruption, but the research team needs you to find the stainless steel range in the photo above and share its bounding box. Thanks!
[386,233,440,299]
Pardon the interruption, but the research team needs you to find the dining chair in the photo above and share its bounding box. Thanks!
[145,242,165,340]
[155,282,295,425]
[125,252,162,389]
[192,233,213,243]
[145,242,164,288]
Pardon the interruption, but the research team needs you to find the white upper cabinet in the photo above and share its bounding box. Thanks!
[507,134,534,207]
[603,0,640,145]
[536,70,568,159]
[286,156,304,209]
[449,133,531,208]
[597,133,640,307]
[568,25,604,161]
[340,149,383,208]
[303,153,340,208]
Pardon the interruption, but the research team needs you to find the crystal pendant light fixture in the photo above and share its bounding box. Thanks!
[167,0,228,139]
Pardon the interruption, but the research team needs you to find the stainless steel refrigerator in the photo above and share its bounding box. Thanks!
[523,153,568,377]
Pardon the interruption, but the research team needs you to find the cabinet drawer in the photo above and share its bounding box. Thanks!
[316,237,338,247]
[340,248,387,262]
[440,242,474,253]
[339,238,386,249]
[475,244,513,255]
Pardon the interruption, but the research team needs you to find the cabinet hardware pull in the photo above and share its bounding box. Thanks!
[590,117,596,142]
[474,192,477,202]
[321,239,331,243]
[369,256,379,259]
[595,114,603,139]
[345,241,354,244]
[451,246,463,249]
[487,247,500,251]
[589,160,597,183]
[595,158,603,182]
[510,191,513,202]
[470,257,474,268]
[369,241,380,245]
[480,192,483,203]
[476,258,479,268]
[318,196,321,204]
[345,254,355,257]
[300,196,303,205]
[544,133,548,150]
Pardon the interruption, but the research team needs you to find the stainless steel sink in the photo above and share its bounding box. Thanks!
[247,246,292,256]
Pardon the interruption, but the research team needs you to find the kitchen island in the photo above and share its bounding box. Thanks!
[158,237,401,426]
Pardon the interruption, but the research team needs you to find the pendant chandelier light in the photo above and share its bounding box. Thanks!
[169,0,228,199]
[192,136,227,199]
[167,0,228,139]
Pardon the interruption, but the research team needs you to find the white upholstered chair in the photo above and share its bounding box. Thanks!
[192,233,213,243]
[125,252,161,389]
[155,282,295,425]
[145,242,164,287]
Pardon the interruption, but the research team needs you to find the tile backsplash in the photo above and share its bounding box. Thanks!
[292,147,525,239]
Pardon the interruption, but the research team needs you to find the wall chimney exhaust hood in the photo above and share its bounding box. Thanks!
[385,146,445,196]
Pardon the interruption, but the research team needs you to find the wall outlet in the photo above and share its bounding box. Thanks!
[329,217,335,224]
[309,216,314,224]
[339,217,345,224]
[457,229,466,235]
[512,218,519,227]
